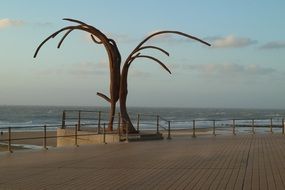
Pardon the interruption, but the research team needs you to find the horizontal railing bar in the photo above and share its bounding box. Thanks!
[63,110,110,114]
[0,125,61,130]
[135,113,159,117]
[0,122,283,130]
[0,132,115,142]
[167,117,284,122]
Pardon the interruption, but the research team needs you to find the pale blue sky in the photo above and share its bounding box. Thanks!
[0,0,285,108]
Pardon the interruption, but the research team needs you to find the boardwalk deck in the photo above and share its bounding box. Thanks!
[0,134,285,190]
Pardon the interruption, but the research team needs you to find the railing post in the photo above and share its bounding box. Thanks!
[77,111,81,131]
[137,114,140,132]
[282,118,285,135]
[233,119,236,135]
[126,122,129,142]
[213,120,216,136]
[8,127,13,153]
[270,118,273,133]
[156,115,159,134]
[167,121,171,140]
[252,119,255,134]
[103,123,106,144]
[74,124,78,147]
[61,111,66,129]
[97,111,101,134]
[118,112,121,140]
[43,125,48,150]
[192,120,196,138]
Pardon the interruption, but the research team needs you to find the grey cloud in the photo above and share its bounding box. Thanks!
[34,22,53,27]
[182,63,276,76]
[108,33,137,43]
[129,70,151,78]
[206,35,257,48]
[68,61,108,76]
[35,61,108,77]
[260,41,285,49]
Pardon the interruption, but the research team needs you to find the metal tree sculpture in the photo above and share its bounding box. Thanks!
[34,18,211,133]
[34,18,121,131]
[120,31,211,132]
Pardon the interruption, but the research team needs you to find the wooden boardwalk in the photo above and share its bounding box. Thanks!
[1,134,285,189]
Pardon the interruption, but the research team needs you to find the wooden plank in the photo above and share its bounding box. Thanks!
[259,136,268,190]
[251,135,260,190]
[234,136,251,190]
[2,135,285,190]
[226,136,247,189]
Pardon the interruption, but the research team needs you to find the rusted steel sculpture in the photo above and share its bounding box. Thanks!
[34,18,120,131]
[121,31,210,132]
[34,18,211,133]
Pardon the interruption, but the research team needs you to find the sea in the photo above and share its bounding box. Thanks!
[0,105,285,132]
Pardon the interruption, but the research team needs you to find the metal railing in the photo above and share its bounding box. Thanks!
[169,117,285,138]
[1,109,285,153]
[61,110,172,138]
[61,110,285,139]
[0,122,121,153]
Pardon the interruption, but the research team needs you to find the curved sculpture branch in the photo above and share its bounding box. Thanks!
[125,30,211,64]
[58,29,74,48]
[34,18,121,131]
[91,35,103,44]
[129,55,171,74]
[132,46,169,58]
[97,92,111,103]
[34,25,99,58]
[63,18,90,26]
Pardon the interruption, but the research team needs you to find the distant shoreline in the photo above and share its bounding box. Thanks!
[1,104,285,110]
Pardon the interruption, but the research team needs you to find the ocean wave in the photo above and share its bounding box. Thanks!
[1,106,285,130]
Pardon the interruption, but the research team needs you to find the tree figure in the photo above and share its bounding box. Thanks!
[120,31,210,132]
[34,18,120,131]
[34,18,211,133]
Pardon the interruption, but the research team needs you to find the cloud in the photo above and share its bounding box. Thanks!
[36,68,64,76]
[183,63,276,76]
[260,41,285,49]
[108,33,136,43]
[35,61,109,77]
[208,35,257,48]
[34,22,53,27]
[68,61,108,76]
[245,64,276,75]
[0,18,25,28]
[129,70,151,78]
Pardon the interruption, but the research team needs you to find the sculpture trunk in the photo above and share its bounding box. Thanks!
[108,58,120,131]
[119,65,137,133]
[107,43,121,131]
[108,101,116,131]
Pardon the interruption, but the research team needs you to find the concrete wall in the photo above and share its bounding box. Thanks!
[57,128,120,147]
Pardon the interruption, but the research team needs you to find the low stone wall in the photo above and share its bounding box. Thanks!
[57,128,120,147]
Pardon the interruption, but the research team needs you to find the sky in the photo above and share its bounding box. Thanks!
[0,0,285,109]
